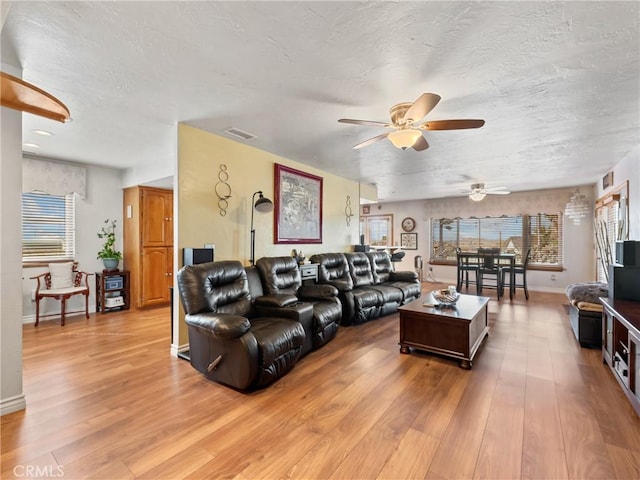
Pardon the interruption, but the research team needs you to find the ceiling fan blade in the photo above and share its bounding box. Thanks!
[487,190,510,195]
[419,119,485,130]
[352,132,389,149]
[338,118,391,128]
[403,93,441,124]
[412,135,429,151]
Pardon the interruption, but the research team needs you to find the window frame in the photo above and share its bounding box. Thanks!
[22,192,76,264]
[360,214,394,247]
[430,213,564,271]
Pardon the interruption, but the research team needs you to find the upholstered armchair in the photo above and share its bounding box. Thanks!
[30,262,92,326]
[256,256,341,352]
[177,260,305,390]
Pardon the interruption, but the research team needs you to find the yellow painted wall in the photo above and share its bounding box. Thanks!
[176,124,359,345]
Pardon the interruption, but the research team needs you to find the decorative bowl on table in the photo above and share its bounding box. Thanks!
[431,289,460,307]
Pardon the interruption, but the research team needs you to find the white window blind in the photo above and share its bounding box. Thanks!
[22,192,76,261]
[431,213,563,267]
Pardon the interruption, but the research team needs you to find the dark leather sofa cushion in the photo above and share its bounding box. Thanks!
[256,257,300,295]
[250,318,305,387]
[346,252,376,287]
[368,284,403,304]
[384,280,421,302]
[351,288,383,324]
[177,260,251,316]
[310,253,353,291]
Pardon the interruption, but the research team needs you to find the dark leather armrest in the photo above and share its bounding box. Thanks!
[324,279,352,292]
[254,294,299,308]
[185,313,250,340]
[298,284,339,299]
[390,270,418,282]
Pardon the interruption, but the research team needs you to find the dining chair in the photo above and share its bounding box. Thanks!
[501,248,531,299]
[455,247,479,292]
[477,247,502,299]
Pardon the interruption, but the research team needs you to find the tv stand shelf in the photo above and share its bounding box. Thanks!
[601,297,640,417]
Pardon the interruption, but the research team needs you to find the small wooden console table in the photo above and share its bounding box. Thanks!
[398,293,490,369]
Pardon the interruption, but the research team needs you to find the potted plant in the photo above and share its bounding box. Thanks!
[97,219,123,270]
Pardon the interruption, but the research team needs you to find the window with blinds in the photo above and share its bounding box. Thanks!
[595,197,621,283]
[360,214,393,246]
[431,213,563,268]
[22,192,76,261]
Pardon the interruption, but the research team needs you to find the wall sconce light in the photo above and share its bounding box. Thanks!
[250,190,274,265]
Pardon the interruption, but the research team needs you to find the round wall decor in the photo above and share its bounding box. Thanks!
[401,217,416,232]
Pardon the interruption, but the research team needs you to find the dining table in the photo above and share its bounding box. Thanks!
[457,251,517,300]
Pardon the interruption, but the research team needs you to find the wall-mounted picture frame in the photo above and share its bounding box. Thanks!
[362,205,370,215]
[274,163,323,244]
[400,232,418,250]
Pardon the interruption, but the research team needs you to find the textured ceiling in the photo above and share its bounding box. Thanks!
[2,1,638,201]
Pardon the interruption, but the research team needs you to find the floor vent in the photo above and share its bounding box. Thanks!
[224,127,256,140]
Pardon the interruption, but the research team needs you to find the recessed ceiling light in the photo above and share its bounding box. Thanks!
[33,130,53,136]
[23,143,40,148]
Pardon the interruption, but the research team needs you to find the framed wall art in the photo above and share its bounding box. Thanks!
[400,232,418,250]
[274,163,323,244]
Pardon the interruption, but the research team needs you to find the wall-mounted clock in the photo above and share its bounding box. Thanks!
[401,217,416,232]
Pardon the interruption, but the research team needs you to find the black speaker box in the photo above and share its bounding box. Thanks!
[615,240,640,267]
[183,247,215,266]
[608,264,640,301]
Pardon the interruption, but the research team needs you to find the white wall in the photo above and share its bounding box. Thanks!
[369,186,596,293]
[1,105,26,415]
[21,161,124,323]
[595,145,640,240]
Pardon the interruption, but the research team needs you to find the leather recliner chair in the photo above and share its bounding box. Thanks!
[256,256,342,353]
[177,260,305,390]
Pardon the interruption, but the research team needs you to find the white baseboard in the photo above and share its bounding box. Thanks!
[1,393,26,416]
[22,307,97,324]
[170,343,189,358]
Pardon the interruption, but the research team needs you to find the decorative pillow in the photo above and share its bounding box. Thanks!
[49,262,74,289]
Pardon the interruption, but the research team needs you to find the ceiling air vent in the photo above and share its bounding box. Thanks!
[224,127,256,141]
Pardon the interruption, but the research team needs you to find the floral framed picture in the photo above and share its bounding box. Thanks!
[274,163,323,244]
[400,232,418,250]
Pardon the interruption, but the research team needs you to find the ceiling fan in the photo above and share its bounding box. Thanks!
[464,183,510,201]
[338,92,484,151]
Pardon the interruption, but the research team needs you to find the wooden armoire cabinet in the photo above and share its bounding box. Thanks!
[123,186,174,308]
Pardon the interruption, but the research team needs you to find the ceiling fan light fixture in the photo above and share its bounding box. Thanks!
[469,191,486,202]
[388,129,422,150]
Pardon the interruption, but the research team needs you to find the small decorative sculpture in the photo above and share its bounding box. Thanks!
[291,249,305,265]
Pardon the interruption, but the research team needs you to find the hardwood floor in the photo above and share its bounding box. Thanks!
[2,284,640,479]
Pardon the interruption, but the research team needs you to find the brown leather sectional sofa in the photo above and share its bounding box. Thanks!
[176,252,420,391]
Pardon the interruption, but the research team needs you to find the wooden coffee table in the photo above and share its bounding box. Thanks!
[398,293,490,369]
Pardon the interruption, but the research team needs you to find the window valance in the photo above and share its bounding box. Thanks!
[22,157,87,199]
